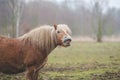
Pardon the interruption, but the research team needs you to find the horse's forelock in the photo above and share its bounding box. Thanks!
[57,24,72,35]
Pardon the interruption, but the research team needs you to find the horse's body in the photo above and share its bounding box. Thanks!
[0,36,46,74]
[0,24,72,80]
[0,36,25,74]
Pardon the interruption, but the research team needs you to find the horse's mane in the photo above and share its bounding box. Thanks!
[18,24,71,53]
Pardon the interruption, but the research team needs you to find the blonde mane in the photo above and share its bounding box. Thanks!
[18,24,71,54]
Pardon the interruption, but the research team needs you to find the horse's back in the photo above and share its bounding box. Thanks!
[0,36,21,55]
[0,36,17,45]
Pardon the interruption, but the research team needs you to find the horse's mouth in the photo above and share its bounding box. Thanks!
[63,40,71,47]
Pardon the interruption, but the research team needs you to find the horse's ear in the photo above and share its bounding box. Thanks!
[54,24,57,30]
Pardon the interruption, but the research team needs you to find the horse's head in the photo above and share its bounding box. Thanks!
[54,24,72,47]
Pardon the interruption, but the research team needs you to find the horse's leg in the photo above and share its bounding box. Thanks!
[26,66,41,80]
[32,65,44,80]
[26,58,47,80]
[33,70,39,80]
[33,60,47,80]
[26,67,35,80]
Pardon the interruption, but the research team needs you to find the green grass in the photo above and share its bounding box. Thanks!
[0,42,120,80]
[42,42,120,80]
[48,42,120,65]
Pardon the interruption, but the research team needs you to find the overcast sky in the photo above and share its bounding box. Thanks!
[26,0,120,9]
[109,0,120,8]
[49,0,120,9]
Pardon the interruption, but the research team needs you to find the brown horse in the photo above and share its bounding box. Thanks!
[0,24,72,80]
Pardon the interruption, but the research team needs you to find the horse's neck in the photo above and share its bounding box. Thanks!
[45,35,58,55]
[18,30,58,55]
[46,42,57,55]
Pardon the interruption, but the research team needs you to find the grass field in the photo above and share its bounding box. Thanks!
[0,41,120,80]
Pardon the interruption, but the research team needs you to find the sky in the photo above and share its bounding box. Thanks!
[26,0,120,9]
[50,0,120,9]
[109,0,120,8]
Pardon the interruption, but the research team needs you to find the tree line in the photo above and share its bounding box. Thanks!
[0,0,120,42]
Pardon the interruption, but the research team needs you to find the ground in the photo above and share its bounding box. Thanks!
[0,42,120,80]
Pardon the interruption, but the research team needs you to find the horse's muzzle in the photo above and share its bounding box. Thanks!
[63,37,72,46]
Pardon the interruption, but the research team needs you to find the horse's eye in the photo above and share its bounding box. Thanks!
[57,31,60,33]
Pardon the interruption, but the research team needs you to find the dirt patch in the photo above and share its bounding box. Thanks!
[0,63,120,80]
[42,62,112,72]
[91,71,120,80]
[38,71,120,80]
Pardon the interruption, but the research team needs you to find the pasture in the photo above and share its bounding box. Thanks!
[0,41,120,80]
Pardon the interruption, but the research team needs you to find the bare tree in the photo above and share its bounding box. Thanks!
[8,0,24,37]
[0,0,119,38]
[91,0,108,42]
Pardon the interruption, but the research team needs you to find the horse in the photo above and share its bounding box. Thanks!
[0,24,72,80]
